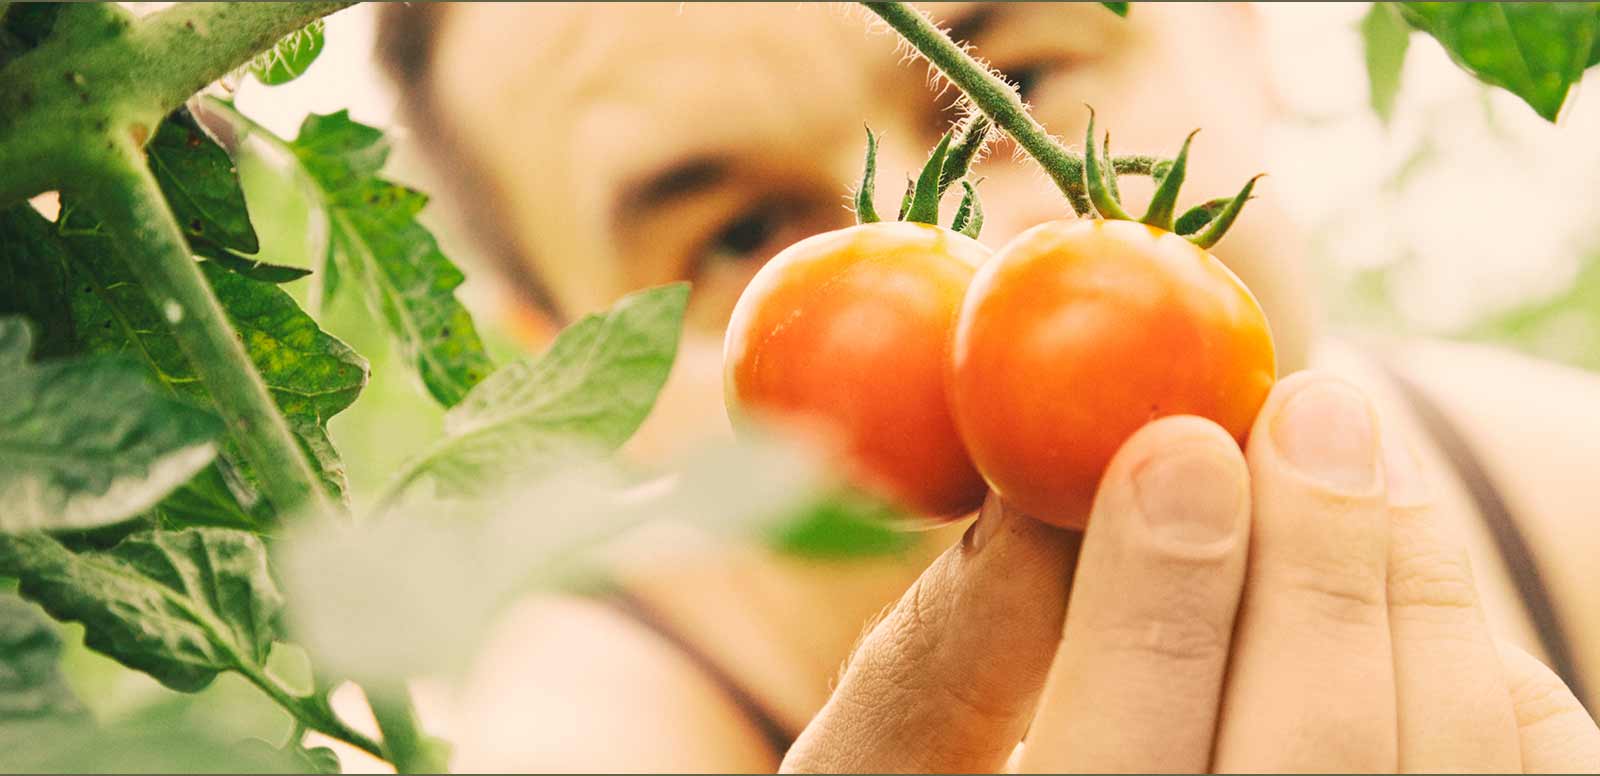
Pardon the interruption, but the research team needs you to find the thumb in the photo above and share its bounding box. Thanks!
[781,494,1081,773]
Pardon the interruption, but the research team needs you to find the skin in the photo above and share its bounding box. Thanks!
[370,2,1600,771]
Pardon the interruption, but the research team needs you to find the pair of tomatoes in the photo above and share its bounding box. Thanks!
[723,217,1276,529]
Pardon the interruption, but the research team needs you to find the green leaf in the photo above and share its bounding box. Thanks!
[1362,3,1411,124]
[285,109,492,407]
[0,317,221,533]
[1101,2,1129,18]
[58,204,367,522]
[1397,2,1600,122]
[0,696,303,773]
[248,18,326,86]
[0,527,284,693]
[282,432,854,680]
[195,246,313,284]
[147,108,261,256]
[766,493,914,558]
[391,283,689,499]
[0,205,78,361]
[0,592,87,723]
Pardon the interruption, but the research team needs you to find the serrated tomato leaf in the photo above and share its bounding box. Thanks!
[285,109,492,407]
[0,528,283,693]
[57,203,367,525]
[391,283,688,498]
[1397,2,1600,122]
[0,317,221,533]
[147,108,260,256]
[194,244,313,284]
[1362,3,1411,124]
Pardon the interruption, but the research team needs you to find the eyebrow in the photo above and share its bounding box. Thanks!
[619,156,730,214]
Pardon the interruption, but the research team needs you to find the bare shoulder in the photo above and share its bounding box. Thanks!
[442,593,779,773]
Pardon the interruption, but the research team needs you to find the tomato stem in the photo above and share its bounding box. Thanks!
[862,2,1163,216]
[87,142,338,519]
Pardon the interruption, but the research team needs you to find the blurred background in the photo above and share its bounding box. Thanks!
[56,2,1600,769]
[216,3,1600,514]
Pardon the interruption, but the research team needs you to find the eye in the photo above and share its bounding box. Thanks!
[1004,61,1053,102]
[709,203,781,260]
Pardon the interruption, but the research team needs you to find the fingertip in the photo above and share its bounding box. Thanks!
[1097,415,1249,551]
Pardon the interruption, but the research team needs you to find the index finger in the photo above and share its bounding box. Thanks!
[781,495,1081,773]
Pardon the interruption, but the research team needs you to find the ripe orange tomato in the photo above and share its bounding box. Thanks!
[725,222,990,521]
[950,219,1276,528]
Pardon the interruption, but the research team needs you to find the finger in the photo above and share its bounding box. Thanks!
[1213,372,1398,773]
[1017,416,1250,774]
[1497,641,1600,773]
[1383,433,1521,772]
[780,494,1081,773]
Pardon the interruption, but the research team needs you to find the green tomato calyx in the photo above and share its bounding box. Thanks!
[854,115,990,238]
[1082,106,1261,249]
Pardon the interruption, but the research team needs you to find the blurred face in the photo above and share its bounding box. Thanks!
[418,2,1316,455]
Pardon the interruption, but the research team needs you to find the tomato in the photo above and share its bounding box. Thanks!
[724,221,991,521]
[950,219,1276,528]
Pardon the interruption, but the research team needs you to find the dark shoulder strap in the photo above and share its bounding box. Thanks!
[600,588,796,759]
[1381,362,1589,708]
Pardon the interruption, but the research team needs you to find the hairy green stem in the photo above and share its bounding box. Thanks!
[0,2,350,206]
[863,2,1162,215]
[86,145,336,518]
[368,684,448,774]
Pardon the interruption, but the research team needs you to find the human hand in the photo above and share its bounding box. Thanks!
[781,372,1600,773]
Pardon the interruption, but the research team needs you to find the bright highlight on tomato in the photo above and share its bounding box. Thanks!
[949,219,1276,528]
[724,222,991,521]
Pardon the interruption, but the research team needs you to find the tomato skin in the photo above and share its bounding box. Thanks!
[950,219,1276,529]
[725,222,991,521]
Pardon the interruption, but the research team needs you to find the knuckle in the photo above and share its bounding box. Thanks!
[1388,546,1478,612]
[1280,560,1388,626]
[1102,607,1232,664]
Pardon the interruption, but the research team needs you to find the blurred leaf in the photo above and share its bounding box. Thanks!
[238,738,340,774]
[1396,2,1600,121]
[59,203,367,524]
[0,696,302,773]
[148,108,260,256]
[282,107,493,406]
[1362,3,1411,124]
[0,593,86,723]
[0,317,220,533]
[248,18,325,87]
[281,432,851,681]
[0,528,284,693]
[1101,2,1128,18]
[767,493,915,557]
[1459,249,1600,371]
[390,283,689,499]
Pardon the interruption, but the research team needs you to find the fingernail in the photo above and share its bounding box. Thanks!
[1270,381,1378,492]
[967,494,1009,552]
[1134,446,1244,545]
[1382,432,1431,507]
